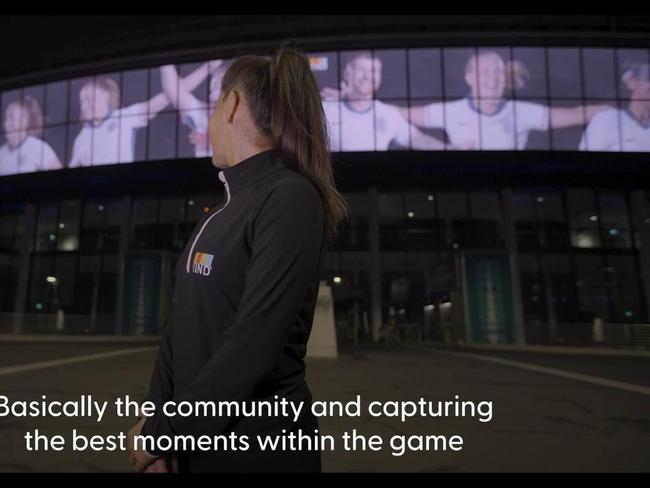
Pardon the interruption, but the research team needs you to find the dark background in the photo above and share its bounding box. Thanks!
[2,15,650,85]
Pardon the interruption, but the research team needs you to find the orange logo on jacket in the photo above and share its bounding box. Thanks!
[192,252,214,276]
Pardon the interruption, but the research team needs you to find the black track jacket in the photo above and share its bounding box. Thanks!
[140,149,327,472]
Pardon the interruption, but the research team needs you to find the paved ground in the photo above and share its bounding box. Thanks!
[0,340,648,472]
[450,347,650,387]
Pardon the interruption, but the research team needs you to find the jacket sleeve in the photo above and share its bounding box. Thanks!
[140,178,325,448]
[142,318,175,410]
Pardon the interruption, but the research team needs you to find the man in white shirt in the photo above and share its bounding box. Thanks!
[579,62,650,152]
[0,97,61,176]
[406,50,608,150]
[69,77,170,167]
[321,51,443,151]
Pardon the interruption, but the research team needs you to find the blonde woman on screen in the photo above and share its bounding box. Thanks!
[405,50,610,150]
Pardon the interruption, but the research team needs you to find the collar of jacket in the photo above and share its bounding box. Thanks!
[217,149,288,196]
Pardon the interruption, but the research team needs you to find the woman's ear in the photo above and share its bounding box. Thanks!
[227,90,240,124]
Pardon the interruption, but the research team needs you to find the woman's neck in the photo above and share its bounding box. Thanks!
[227,141,275,168]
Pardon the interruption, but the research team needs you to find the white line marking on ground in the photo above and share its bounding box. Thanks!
[405,346,650,396]
[0,347,156,377]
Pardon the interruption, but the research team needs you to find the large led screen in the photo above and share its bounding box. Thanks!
[1,47,648,177]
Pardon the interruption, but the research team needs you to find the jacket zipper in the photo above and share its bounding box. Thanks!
[185,170,232,273]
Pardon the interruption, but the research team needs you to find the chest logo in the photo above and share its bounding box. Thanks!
[192,252,214,276]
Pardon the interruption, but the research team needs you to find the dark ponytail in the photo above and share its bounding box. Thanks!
[220,46,349,240]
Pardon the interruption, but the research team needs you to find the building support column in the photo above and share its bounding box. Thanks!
[501,188,526,345]
[368,188,383,342]
[13,204,37,334]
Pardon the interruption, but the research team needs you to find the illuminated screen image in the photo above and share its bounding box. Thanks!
[1,46,649,177]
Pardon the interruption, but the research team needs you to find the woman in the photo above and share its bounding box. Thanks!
[0,96,62,175]
[128,47,348,473]
[403,50,609,150]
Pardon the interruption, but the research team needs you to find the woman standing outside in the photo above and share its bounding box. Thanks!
[128,46,348,473]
